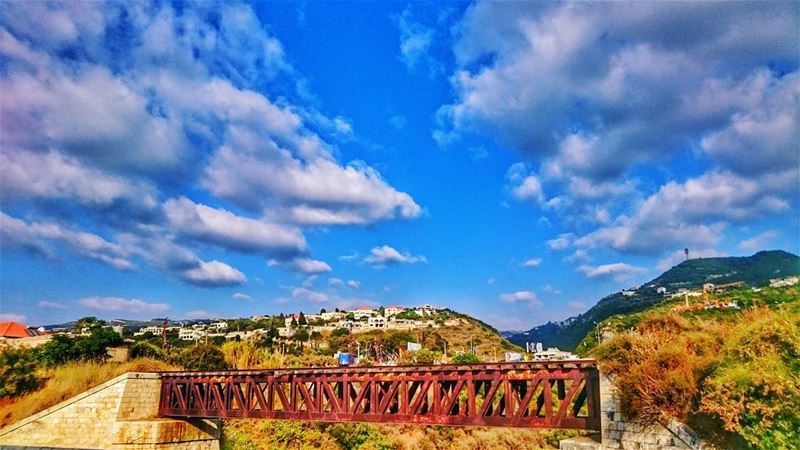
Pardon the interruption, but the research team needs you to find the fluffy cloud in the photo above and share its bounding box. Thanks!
[205,150,421,226]
[397,7,435,73]
[1,211,134,270]
[547,233,573,251]
[739,231,779,252]
[499,291,543,307]
[0,1,421,291]
[165,197,306,257]
[522,258,542,268]
[506,163,544,204]
[443,1,799,256]
[347,280,361,289]
[180,260,247,287]
[575,170,794,255]
[577,263,646,282]
[291,287,329,303]
[78,296,170,314]
[232,293,253,301]
[364,245,427,267]
[119,232,248,288]
[268,257,332,274]
[0,150,157,214]
[0,313,27,322]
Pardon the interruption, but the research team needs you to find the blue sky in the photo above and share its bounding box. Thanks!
[1,1,798,331]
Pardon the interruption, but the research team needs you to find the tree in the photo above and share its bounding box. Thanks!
[290,317,298,328]
[74,316,105,334]
[175,344,229,371]
[294,328,310,348]
[36,335,77,367]
[320,308,327,314]
[378,306,385,317]
[331,328,350,337]
[298,312,307,326]
[0,346,41,398]
[414,349,440,364]
[77,327,123,362]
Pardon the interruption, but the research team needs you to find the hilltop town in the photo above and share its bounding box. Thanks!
[132,303,446,343]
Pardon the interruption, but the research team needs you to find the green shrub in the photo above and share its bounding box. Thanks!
[129,342,165,360]
[328,423,393,450]
[0,345,41,398]
[175,344,229,371]
[450,353,481,364]
[700,308,800,449]
[35,334,81,367]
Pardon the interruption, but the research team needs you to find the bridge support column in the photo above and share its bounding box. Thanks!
[0,372,219,449]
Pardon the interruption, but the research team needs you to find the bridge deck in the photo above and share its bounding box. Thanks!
[158,360,600,430]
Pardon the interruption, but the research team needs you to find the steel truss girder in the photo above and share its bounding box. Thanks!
[158,360,601,430]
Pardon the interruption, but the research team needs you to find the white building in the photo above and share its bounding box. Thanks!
[320,311,346,321]
[368,316,387,329]
[351,307,375,319]
[384,306,405,317]
[304,314,322,322]
[770,276,799,288]
[277,327,295,337]
[209,321,228,331]
[179,329,203,341]
[134,326,163,336]
[415,304,438,315]
[533,347,578,361]
[656,287,667,294]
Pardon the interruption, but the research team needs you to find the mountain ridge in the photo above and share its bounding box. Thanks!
[507,250,800,351]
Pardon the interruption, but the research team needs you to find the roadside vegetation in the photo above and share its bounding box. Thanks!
[221,419,581,450]
[589,286,799,450]
[0,357,175,429]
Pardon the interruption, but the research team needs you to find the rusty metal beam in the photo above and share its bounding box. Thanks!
[158,360,600,430]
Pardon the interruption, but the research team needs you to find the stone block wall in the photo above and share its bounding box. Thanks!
[0,372,219,450]
[598,374,700,450]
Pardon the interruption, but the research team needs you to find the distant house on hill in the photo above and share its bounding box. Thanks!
[384,306,405,317]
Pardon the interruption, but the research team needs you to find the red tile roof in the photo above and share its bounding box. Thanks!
[0,322,32,338]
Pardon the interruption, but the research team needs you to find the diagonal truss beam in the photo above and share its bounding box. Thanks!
[158,360,600,430]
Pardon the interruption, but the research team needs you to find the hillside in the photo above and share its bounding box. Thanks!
[588,284,800,449]
[507,250,800,351]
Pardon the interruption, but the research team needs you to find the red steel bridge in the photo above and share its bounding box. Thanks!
[158,360,600,430]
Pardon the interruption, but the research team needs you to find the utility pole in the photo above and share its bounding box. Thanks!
[161,317,169,352]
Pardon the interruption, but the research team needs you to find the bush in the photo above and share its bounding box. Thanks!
[35,328,123,367]
[35,334,81,367]
[700,308,800,449]
[176,344,229,371]
[412,349,440,365]
[129,342,165,360]
[0,345,41,398]
[328,423,393,450]
[450,353,482,364]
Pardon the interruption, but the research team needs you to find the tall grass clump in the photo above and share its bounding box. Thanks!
[594,303,800,450]
[0,358,176,428]
[700,307,800,450]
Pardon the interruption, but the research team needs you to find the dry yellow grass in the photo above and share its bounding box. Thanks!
[435,318,522,360]
[0,358,176,429]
